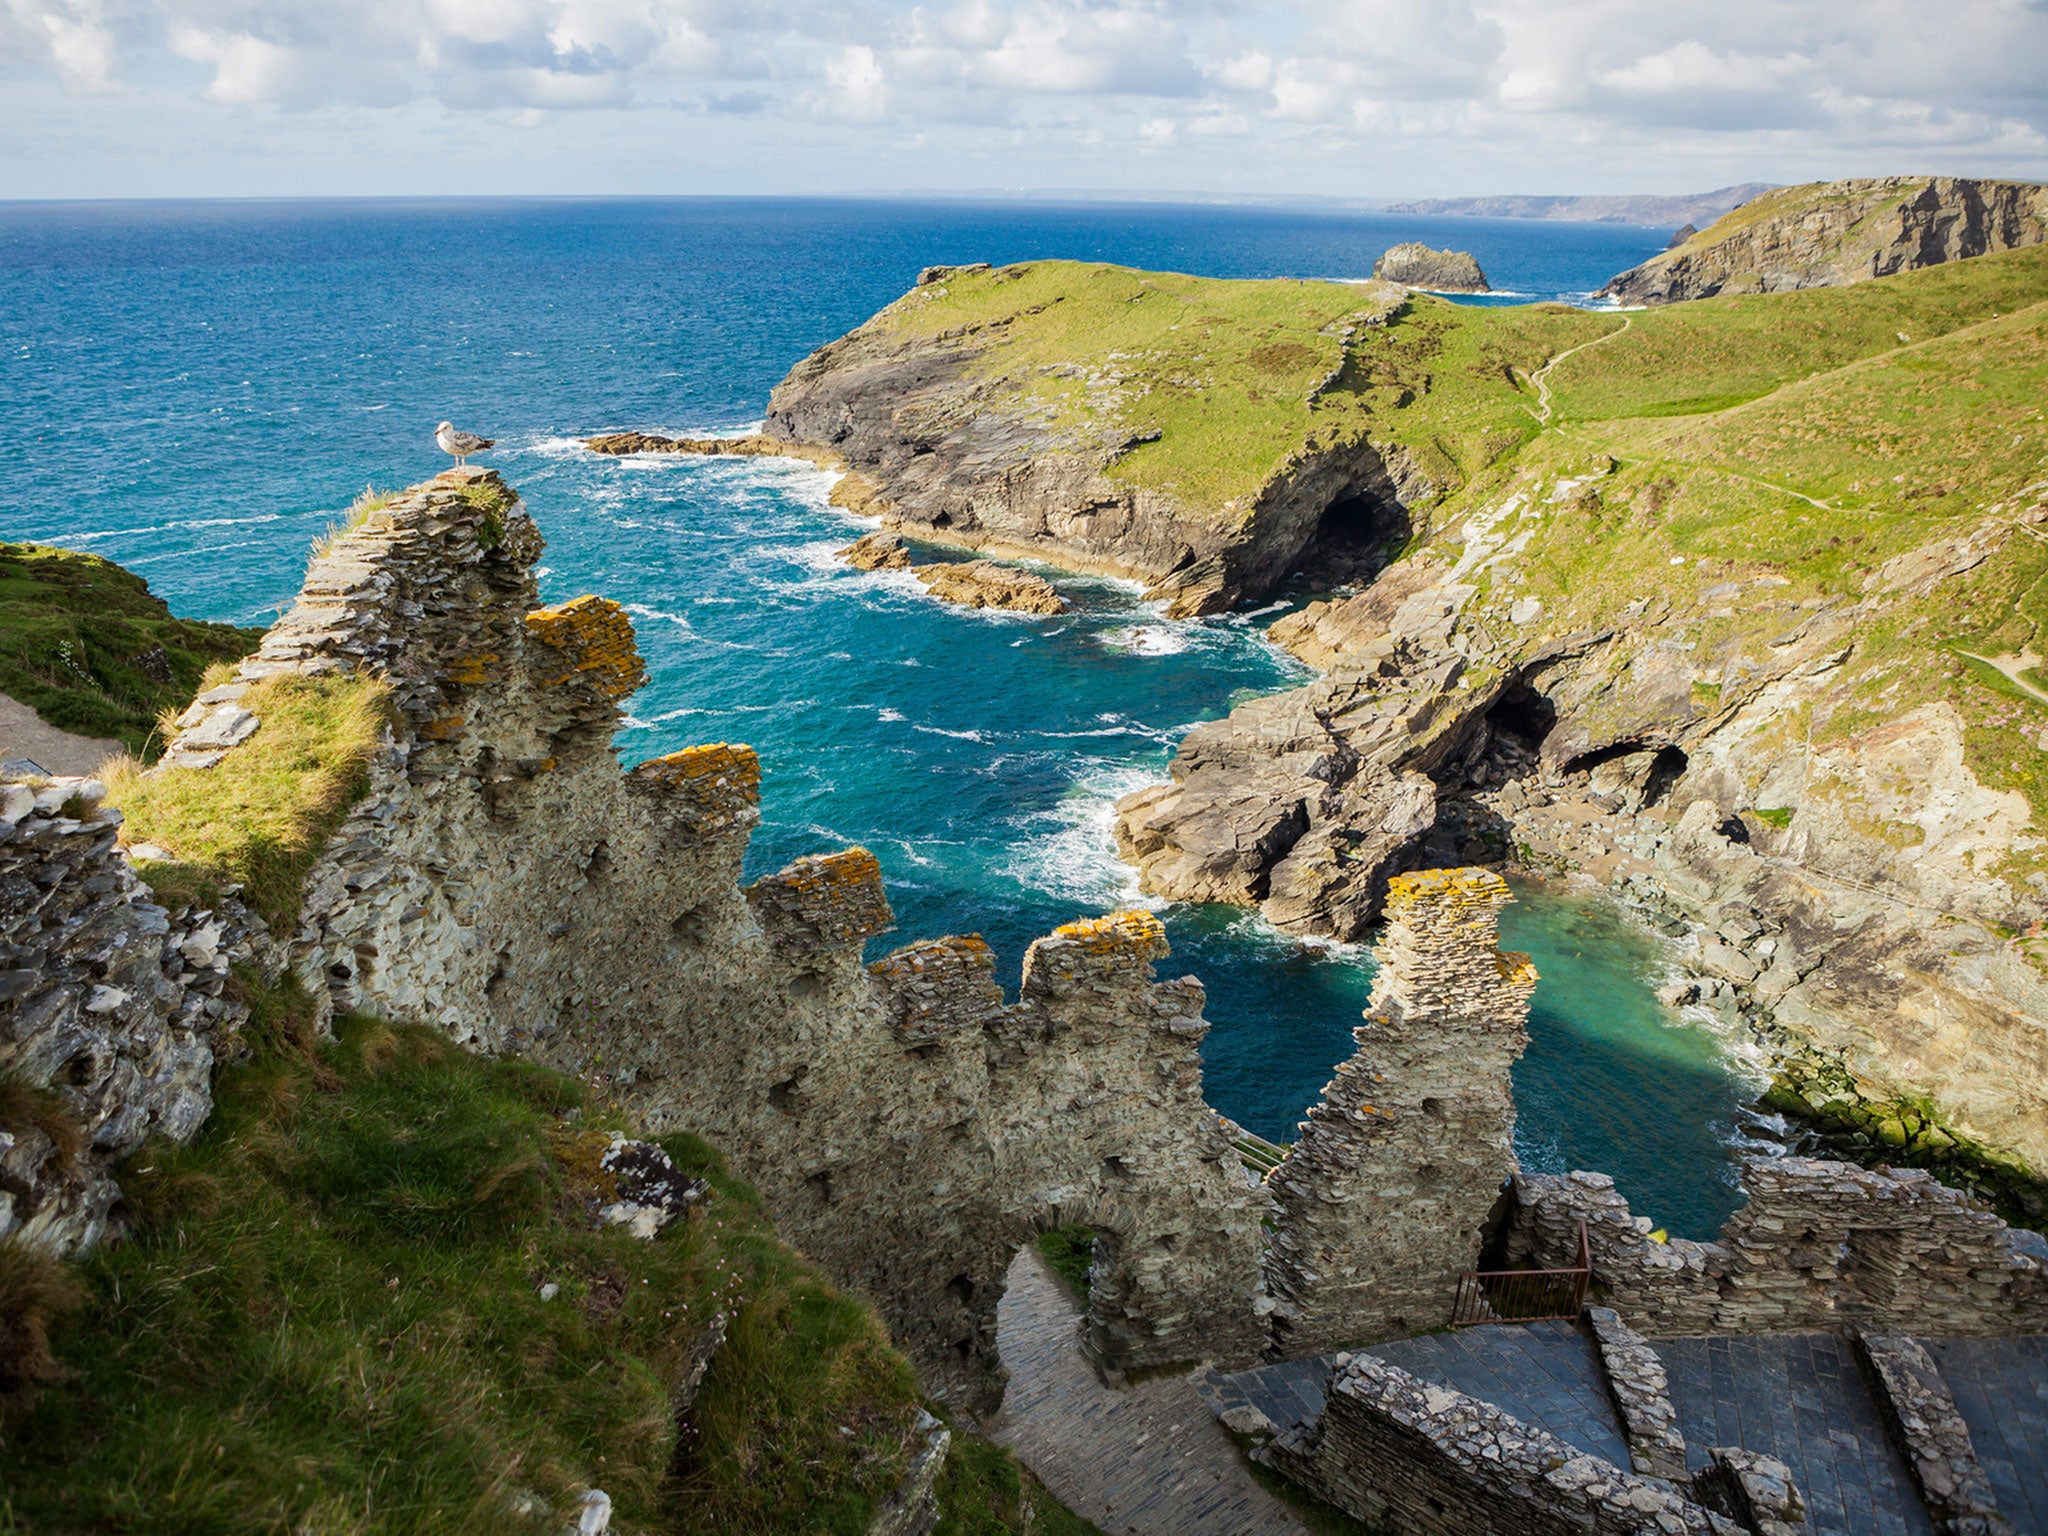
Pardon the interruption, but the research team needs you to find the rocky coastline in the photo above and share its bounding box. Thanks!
[1602,175,2048,303]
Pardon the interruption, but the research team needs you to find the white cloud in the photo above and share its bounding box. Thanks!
[0,0,2042,193]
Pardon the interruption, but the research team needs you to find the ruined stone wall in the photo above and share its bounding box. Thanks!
[1260,1352,1742,1536]
[1511,1158,2048,1337]
[1263,868,1536,1353]
[0,776,252,1255]
[142,468,1269,1411]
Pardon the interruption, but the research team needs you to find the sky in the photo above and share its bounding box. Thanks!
[2,0,2045,200]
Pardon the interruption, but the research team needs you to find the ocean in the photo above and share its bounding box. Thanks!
[0,196,1760,1236]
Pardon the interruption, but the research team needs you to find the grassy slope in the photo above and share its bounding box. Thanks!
[893,247,2048,887]
[0,991,1097,1536]
[873,261,1612,516]
[0,544,261,759]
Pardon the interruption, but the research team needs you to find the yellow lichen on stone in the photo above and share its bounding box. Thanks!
[1384,866,1512,914]
[639,743,762,796]
[524,595,647,701]
[420,713,466,742]
[1498,951,1539,988]
[445,652,499,687]
[1051,909,1169,959]
[869,933,994,982]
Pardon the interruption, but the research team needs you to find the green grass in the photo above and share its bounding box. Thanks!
[0,1003,946,1535]
[0,544,261,759]
[103,670,394,928]
[933,1427,1105,1536]
[1033,1226,1095,1301]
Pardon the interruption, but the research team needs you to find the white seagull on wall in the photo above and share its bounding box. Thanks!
[436,421,495,466]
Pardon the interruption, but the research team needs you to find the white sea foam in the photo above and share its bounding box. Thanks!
[877,707,906,724]
[66,512,284,543]
[914,724,990,742]
[1097,624,1191,657]
[1006,762,1164,909]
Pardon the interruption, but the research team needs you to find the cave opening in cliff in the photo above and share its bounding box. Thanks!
[1304,487,1411,584]
[1486,684,1557,754]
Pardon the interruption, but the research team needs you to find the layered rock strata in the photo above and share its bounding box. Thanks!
[1509,1159,2048,1336]
[1602,176,2048,303]
[1114,481,2048,1187]
[0,775,253,1254]
[754,268,1416,616]
[1372,243,1489,292]
[138,467,1269,1411]
[1264,868,1536,1352]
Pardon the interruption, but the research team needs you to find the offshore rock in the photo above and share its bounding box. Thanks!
[912,560,1067,615]
[1371,243,1489,293]
[839,529,914,571]
[1602,175,2048,303]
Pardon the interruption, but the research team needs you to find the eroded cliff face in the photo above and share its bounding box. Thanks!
[137,467,1272,1411]
[1602,176,2048,304]
[1113,465,2048,1186]
[761,263,1420,616]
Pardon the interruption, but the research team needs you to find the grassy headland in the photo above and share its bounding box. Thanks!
[0,544,261,759]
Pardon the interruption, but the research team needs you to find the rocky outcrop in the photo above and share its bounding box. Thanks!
[1602,176,2048,303]
[837,529,1068,613]
[0,775,255,1255]
[912,560,1067,615]
[1372,243,1489,293]
[1112,457,2048,1188]
[840,529,914,571]
[753,264,1417,616]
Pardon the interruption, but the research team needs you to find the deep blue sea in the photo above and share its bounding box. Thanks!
[0,197,1760,1236]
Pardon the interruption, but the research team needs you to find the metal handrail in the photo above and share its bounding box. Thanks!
[1449,1219,1591,1327]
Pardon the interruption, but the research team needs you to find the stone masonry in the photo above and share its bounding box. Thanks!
[0,775,253,1255]
[1259,1350,1745,1535]
[1511,1159,2048,1336]
[137,468,1270,1412]
[1264,867,1537,1353]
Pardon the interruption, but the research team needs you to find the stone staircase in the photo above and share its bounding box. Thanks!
[1203,1323,2048,1536]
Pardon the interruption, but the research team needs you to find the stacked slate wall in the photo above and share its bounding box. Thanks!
[1263,867,1536,1353]
[1511,1159,2048,1336]
[0,776,253,1255]
[1260,1351,1743,1535]
[142,468,1270,1412]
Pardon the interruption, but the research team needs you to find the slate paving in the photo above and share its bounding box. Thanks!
[1203,1320,1632,1466]
[1921,1335,2048,1536]
[1652,1334,1934,1536]
[991,1248,1308,1536]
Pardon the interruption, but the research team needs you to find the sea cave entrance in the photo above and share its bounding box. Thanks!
[1302,486,1412,586]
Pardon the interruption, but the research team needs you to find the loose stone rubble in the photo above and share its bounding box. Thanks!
[0,775,252,1254]
[1265,868,1536,1352]
[1854,1334,2012,1536]
[596,1135,708,1239]
[1509,1159,2048,1336]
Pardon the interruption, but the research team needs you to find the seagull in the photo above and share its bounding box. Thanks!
[436,421,495,466]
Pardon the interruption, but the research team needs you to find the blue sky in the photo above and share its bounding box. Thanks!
[3,0,2044,199]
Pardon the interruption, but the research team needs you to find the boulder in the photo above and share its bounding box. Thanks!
[839,530,914,571]
[1371,243,1490,293]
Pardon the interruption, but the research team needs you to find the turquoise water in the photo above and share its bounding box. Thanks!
[0,198,1751,1236]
